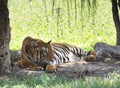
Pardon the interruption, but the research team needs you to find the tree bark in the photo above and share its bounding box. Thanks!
[118,0,120,8]
[112,0,120,45]
[0,0,11,73]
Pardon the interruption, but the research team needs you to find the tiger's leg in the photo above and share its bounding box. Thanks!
[83,51,96,61]
[40,61,57,72]
[45,64,57,73]
[29,66,44,71]
[20,57,44,71]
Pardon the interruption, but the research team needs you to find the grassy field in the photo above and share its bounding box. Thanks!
[5,0,119,88]
[0,72,120,88]
[8,0,116,50]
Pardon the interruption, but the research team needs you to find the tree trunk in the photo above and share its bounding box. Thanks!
[112,0,120,45]
[118,0,120,8]
[0,0,11,73]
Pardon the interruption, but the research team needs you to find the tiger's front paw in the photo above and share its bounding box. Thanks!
[45,65,57,73]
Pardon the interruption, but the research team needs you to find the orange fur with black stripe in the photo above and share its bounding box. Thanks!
[20,36,95,72]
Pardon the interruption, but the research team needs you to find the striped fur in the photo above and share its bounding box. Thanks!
[37,42,92,65]
[20,36,95,71]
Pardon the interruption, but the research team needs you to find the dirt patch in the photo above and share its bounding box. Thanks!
[7,60,120,79]
[1,50,120,80]
[53,60,120,78]
[1,60,120,80]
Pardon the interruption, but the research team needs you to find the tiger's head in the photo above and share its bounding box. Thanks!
[37,39,54,63]
[21,36,40,63]
[21,36,54,65]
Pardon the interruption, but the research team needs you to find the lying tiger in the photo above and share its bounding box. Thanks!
[20,36,95,72]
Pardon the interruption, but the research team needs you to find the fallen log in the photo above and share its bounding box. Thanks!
[94,42,120,61]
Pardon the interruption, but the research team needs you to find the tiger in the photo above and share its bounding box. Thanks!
[20,36,95,72]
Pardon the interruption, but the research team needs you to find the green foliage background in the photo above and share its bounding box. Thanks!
[8,0,116,50]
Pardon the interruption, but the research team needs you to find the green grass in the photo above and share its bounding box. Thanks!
[8,0,116,50]
[0,72,120,88]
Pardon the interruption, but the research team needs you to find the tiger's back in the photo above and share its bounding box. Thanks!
[45,43,95,64]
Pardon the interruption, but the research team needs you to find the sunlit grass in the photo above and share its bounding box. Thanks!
[8,0,116,50]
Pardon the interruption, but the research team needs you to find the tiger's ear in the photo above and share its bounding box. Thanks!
[47,40,52,44]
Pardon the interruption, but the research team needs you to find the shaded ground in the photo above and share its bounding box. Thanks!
[56,60,120,77]
[12,60,120,78]
[1,51,120,80]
